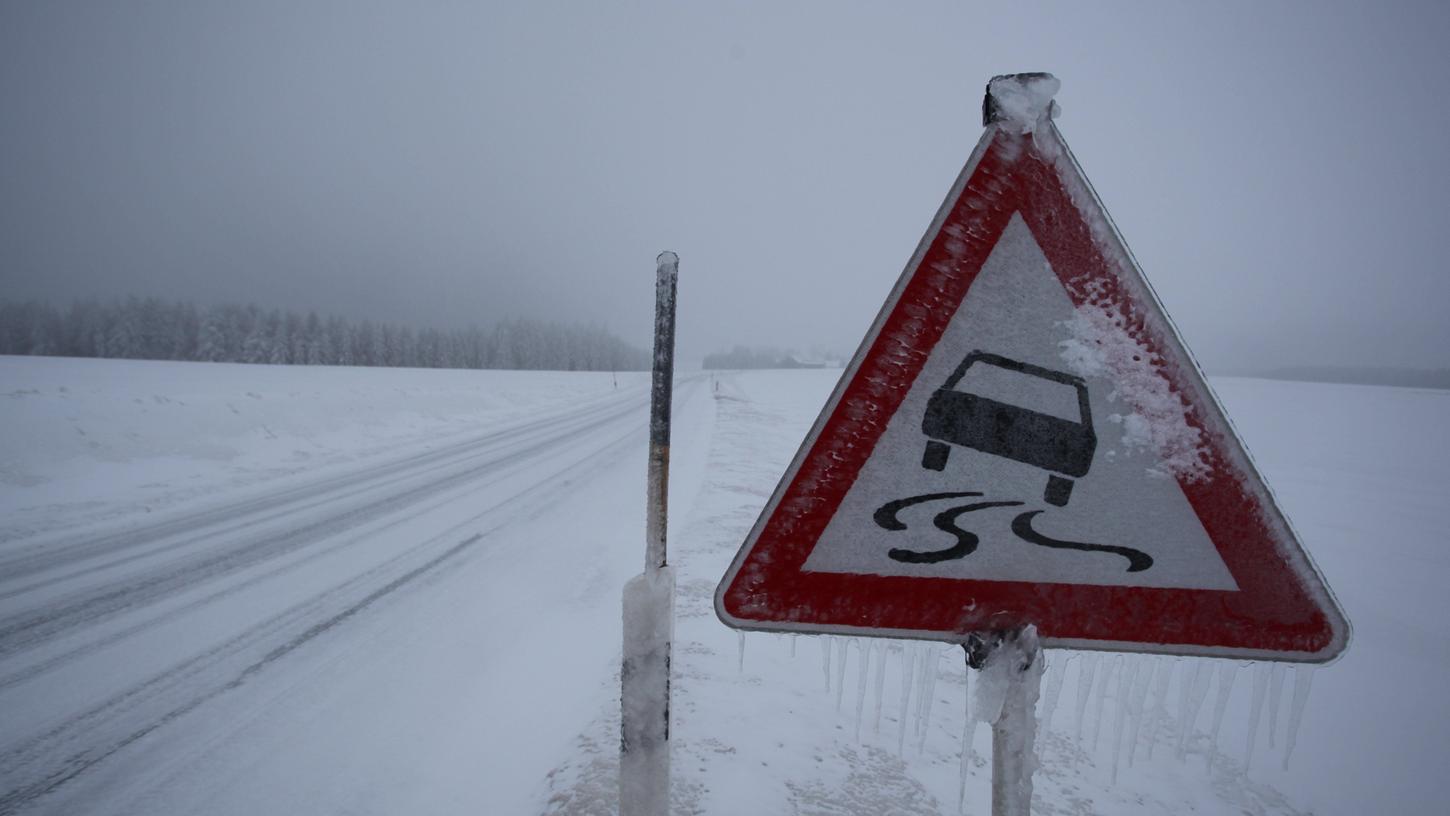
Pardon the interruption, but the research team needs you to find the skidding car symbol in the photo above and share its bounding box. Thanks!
[920,351,1096,507]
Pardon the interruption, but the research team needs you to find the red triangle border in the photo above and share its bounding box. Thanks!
[716,127,1348,662]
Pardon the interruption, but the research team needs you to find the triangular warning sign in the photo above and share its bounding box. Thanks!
[716,76,1348,662]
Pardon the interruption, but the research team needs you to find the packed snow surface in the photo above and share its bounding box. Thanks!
[1,357,1446,815]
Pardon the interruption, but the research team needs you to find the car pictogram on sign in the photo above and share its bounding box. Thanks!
[920,351,1095,507]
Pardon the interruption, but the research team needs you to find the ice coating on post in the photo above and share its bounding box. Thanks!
[956,664,974,813]
[981,626,1043,816]
[645,251,677,571]
[622,251,678,816]
[620,567,674,815]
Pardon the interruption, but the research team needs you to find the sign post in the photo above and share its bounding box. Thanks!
[715,74,1349,813]
[620,251,678,816]
[964,627,1043,816]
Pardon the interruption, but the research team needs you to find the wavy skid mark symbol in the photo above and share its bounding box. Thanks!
[873,494,1155,573]
[888,501,1025,564]
[1010,510,1154,573]
[872,492,984,530]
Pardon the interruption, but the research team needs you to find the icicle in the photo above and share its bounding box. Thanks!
[958,655,973,814]
[974,648,1010,728]
[912,648,928,737]
[873,642,889,734]
[1038,652,1067,734]
[1266,662,1286,749]
[1144,656,1174,761]
[821,636,832,692]
[917,647,942,754]
[1177,662,1213,760]
[1110,659,1140,783]
[898,644,917,755]
[1125,656,1155,767]
[916,647,936,739]
[834,637,849,711]
[1282,666,1313,771]
[1244,663,1271,773]
[1073,653,1098,749]
[1207,661,1238,772]
[855,640,871,741]
[1090,655,1120,752]
[790,633,797,658]
[1173,658,1194,763]
[737,632,746,674]
[906,649,921,737]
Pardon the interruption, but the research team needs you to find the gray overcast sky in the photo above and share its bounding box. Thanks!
[3,1,1448,370]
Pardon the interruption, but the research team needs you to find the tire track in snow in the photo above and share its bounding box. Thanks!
[0,386,640,591]
[0,389,649,660]
[0,396,634,690]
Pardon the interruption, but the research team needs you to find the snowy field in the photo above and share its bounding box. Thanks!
[1,356,1446,815]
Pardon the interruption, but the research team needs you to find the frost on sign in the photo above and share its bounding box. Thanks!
[716,77,1348,663]
[802,215,1234,592]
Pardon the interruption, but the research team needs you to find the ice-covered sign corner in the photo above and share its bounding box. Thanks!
[985,73,1061,134]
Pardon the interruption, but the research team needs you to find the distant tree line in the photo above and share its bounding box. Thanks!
[1262,365,1450,391]
[0,297,649,372]
[702,345,839,370]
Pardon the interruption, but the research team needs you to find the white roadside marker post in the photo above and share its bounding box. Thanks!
[620,251,678,816]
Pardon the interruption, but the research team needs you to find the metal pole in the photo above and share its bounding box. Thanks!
[621,251,678,816]
[965,627,1042,816]
[646,251,678,571]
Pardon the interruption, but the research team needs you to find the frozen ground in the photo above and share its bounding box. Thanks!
[1,357,1445,814]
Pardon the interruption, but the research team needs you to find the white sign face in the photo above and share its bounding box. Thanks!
[802,215,1238,591]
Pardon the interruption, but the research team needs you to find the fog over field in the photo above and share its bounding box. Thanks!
[3,2,1449,372]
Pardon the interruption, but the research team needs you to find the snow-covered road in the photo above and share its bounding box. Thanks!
[0,360,711,815]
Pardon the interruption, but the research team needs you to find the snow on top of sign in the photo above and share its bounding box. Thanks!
[987,74,1061,135]
[1059,290,1213,483]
